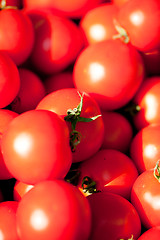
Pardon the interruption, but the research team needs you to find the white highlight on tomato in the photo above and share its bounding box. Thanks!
[14,133,33,157]
[89,62,105,82]
[89,24,106,41]
[0,230,4,240]
[43,38,51,51]
[144,144,158,159]
[144,94,158,120]
[144,192,160,210]
[130,11,145,26]
[30,209,49,231]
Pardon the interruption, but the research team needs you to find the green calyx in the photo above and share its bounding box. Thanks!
[154,160,160,182]
[81,176,100,195]
[64,92,101,152]
[113,19,130,44]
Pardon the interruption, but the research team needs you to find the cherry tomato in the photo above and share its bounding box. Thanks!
[37,88,104,163]
[13,180,34,201]
[130,124,160,173]
[133,76,160,130]
[117,0,160,52]
[80,3,119,45]
[101,110,133,152]
[27,9,84,74]
[0,8,34,65]
[10,68,46,114]
[137,227,160,240]
[73,39,145,110]
[78,149,138,199]
[16,180,91,240]
[1,109,72,184]
[87,192,141,240]
[0,201,19,240]
[131,168,160,229]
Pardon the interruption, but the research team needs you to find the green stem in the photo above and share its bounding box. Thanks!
[154,160,160,182]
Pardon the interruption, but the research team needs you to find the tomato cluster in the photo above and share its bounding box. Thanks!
[0,0,159,239]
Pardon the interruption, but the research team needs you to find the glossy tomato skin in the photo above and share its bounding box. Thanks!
[133,76,160,130]
[0,8,34,65]
[87,192,141,240]
[78,149,138,199]
[117,0,160,52]
[112,0,130,8]
[137,227,160,240]
[73,39,145,110]
[27,9,84,74]
[37,88,104,163]
[80,3,119,45]
[0,52,20,108]
[0,201,19,240]
[131,169,160,229]
[16,180,91,240]
[130,124,160,173]
[1,110,72,185]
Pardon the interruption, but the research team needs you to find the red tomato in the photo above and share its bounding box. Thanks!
[23,0,104,18]
[101,111,133,152]
[44,71,74,94]
[0,52,20,108]
[87,192,141,240]
[37,88,104,163]
[80,3,119,45]
[10,68,46,114]
[0,201,19,240]
[137,227,160,240]
[1,110,72,184]
[78,149,138,199]
[130,124,160,173]
[131,169,160,229]
[133,76,160,130]
[73,39,145,110]
[27,9,84,74]
[0,8,34,65]
[13,180,34,201]
[112,0,130,8]
[117,0,160,52]
[1,0,22,8]
[16,180,91,240]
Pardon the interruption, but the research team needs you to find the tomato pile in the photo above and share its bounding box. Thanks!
[0,0,160,239]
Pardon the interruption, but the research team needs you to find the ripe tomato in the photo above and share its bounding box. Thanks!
[117,0,160,52]
[0,201,19,240]
[101,110,133,152]
[27,9,84,74]
[0,0,22,8]
[131,168,160,229]
[73,39,145,110]
[80,3,119,45]
[137,227,160,240]
[16,180,91,240]
[133,76,160,130]
[130,124,160,173]
[37,88,104,163]
[112,0,130,8]
[0,8,34,65]
[1,109,72,184]
[87,192,141,240]
[10,68,46,114]
[13,180,34,201]
[77,149,138,199]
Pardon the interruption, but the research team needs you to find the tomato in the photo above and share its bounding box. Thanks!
[137,227,160,240]
[37,88,104,163]
[1,109,72,184]
[116,0,160,52]
[73,39,145,110]
[87,192,141,240]
[78,149,138,199]
[0,8,34,65]
[0,201,19,240]
[44,71,74,94]
[80,3,119,45]
[0,109,18,180]
[130,124,160,173]
[112,0,130,8]
[131,168,160,229]
[27,9,84,74]
[10,68,46,114]
[0,0,22,8]
[101,110,133,152]
[13,180,34,201]
[0,52,20,108]
[16,180,91,240]
[23,0,104,18]
[133,76,160,130]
